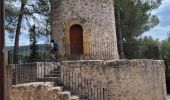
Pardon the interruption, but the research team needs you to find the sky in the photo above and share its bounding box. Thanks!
[6,32,49,46]
[143,0,170,40]
[5,0,170,46]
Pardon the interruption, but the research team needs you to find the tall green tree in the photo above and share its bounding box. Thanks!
[123,36,160,59]
[5,0,50,64]
[28,25,39,62]
[160,33,170,60]
[13,0,27,64]
[114,0,161,41]
[114,0,161,58]
[159,33,170,92]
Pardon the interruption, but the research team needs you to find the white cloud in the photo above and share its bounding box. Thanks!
[144,25,170,40]
[19,32,30,46]
[5,32,14,46]
[143,0,170,40]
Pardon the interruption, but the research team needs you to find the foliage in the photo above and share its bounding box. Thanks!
[5,0,50,63]
[160,34,170,60]
[5,0,19,38]
[123,36,160,59]
[28,25,40,62]
[138,36,159,45]
[123,33,170,60]
[114,0,162,41]
[5,0,50,37]
[7,44,50,64]
[160,33,170,93]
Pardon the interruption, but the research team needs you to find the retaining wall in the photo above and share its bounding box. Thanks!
[61,59,167,100]
[10,82,73,100]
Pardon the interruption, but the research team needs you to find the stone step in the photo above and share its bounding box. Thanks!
[71,96,79,100]
[59,91,71,100]
[50,71,61,74]
[51,86,63,92]
[36,66,82,100]
[45,77,60,79]
[53,68,61,71]
[37,77,60,82]
[45,74,61,77]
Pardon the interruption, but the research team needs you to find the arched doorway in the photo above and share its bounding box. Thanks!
[70,24,83,54]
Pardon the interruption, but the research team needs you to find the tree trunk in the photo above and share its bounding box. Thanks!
[115,7,126,59]
[13,0,26,64]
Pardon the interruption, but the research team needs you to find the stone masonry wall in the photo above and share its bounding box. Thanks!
[51,0,119,59]
[61,60,167,100]
[10,82,72,100]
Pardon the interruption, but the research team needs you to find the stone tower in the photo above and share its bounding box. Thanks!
[51,0,119,59]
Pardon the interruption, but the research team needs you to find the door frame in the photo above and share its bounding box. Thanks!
[69,24,84,54]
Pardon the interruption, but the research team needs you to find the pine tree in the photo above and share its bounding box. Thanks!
[28,25,39,62]
[114,0,162,58]
[5,0,50,64]
[114,0,161,41]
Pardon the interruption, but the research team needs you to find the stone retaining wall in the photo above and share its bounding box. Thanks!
[8,60,167,100]
[10,82,73,100]
[61,59,167,100]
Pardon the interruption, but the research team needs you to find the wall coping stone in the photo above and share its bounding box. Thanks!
[12,82,54,87]
[61,59,165,68]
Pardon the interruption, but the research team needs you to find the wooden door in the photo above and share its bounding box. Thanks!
[70,25,83,54]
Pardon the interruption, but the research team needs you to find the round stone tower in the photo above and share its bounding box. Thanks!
[51,0,119,60]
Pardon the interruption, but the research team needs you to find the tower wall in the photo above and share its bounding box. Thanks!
[51,0,119,59]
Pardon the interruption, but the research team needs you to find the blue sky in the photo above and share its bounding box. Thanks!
[6,31,49,46]
[143,0,170,40]
[6,0,170,46]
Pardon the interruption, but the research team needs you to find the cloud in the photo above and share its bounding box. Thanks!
[6,31,30,46]
[154,0,170,27]
[143,0,170,40]
[153,0,170,15]
[19,32,30,46]
[5,32,14,46]
[6,30,49,46]
[37,35,50,44]
[144,25,170,40]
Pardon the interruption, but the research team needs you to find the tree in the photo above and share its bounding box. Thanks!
[139,36,160,59]
[13,0,27,64]
[115,0,161,41]
[115,5,126,59]
[160,33,170,60]
[28,25,40,62]
[160,33,170,92]
[114,0,161,58]
[5,0,50,64]
[123,36,160,59]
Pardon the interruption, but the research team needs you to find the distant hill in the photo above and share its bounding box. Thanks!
[7,44,50,64]
[6,46,13,51]
[6,44,50,53]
